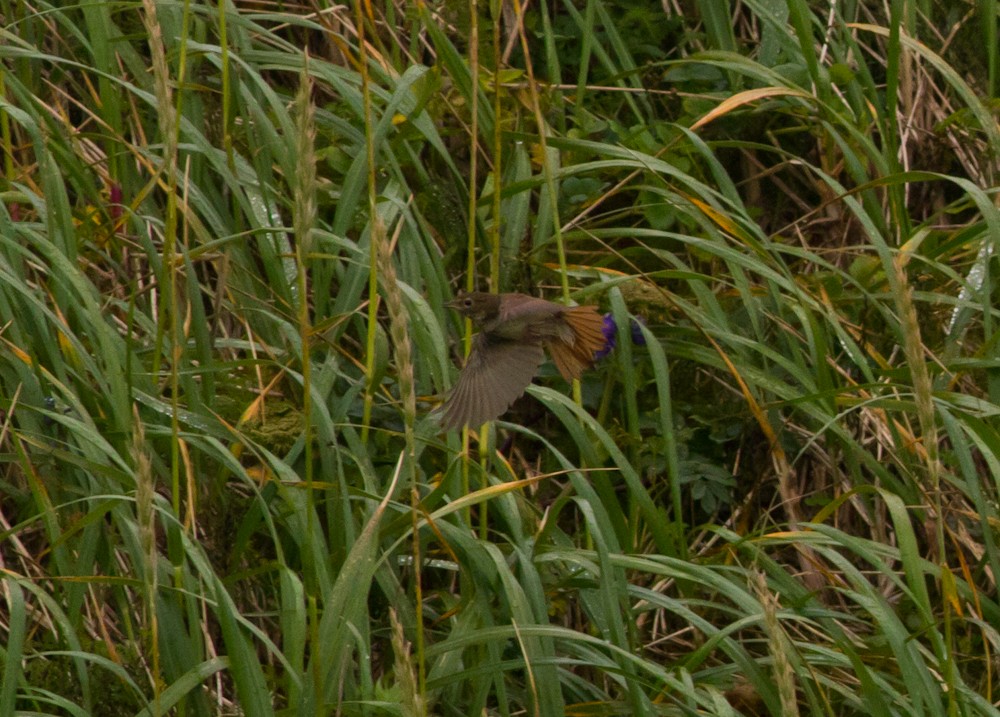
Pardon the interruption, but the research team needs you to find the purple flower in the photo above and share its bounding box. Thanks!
[595,314,617,359]
[630,315,647,345]
[595,313,646,360]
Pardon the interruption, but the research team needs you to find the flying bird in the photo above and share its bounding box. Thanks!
[439,291,606,430]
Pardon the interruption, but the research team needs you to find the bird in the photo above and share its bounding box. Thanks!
[438,291,607,430]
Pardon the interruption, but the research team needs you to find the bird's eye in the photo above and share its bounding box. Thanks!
[463,298,473,307]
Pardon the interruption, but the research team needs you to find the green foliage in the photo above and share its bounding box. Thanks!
[0,0,998,715]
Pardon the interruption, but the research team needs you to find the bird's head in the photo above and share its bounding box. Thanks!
[446,291,502,325]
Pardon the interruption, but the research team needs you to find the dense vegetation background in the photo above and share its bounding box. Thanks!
[1,0,999,715]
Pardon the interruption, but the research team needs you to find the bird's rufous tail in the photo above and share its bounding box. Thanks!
[548,305,607,381]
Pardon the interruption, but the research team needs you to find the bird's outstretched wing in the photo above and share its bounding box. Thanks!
[439,335,545,430]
